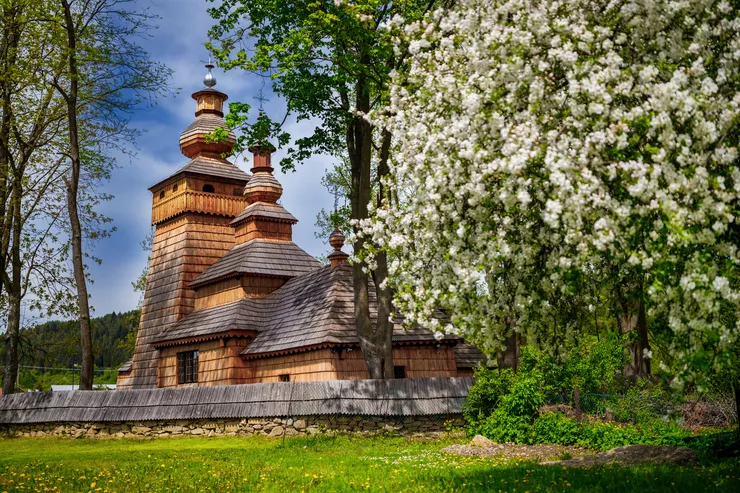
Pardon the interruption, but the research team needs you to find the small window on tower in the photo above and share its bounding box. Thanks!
[172,183,178,192]
[202,184,215,193]
[177,350,199,384]
[159,190,165,200]
[394,366,406,379]
[278,374,290,382]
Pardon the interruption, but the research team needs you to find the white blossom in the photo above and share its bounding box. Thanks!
[362,0,740,385]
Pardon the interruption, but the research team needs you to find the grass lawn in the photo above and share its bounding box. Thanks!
[0,434,737,492]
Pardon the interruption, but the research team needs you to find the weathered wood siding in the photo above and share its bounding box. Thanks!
[334,346,458,380]
[151,190,248,225]
[235,219,292,243]
[240,346,458,384]
[117,214,236,390]
[193,278,243,310]
[0,378,474,424]
[158,338,249,388]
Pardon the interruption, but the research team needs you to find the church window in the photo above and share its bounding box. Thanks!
[202,184,215,193]
[159,190,165,199]
[278,374,290,382]
[172,183,178,192]
[394,366,406,379]
[177,350,199,384]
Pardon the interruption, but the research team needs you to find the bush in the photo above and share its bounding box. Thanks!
[463,368,515,424]
[468,371,544,440]
[528,412,700,451]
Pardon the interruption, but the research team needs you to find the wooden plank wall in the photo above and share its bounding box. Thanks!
[158,338,249,388]
[193,278,243,310]
[235,219,292,243]
[241,349,339,384]
[334,346,458,380]
[117,214,236,390]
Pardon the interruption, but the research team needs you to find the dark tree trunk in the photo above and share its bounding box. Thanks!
[2,173,22,395]
[496,333,520,372]
[61,0,93,390]
[370,128,395,379]
[0,2,20,395]
[616,283,651,377]
[734,380,740,442]
[2,292,20,395]
[347,74,394,379]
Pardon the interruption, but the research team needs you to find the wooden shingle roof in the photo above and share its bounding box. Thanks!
[150,155,250,191]
[155,263,461,352]
[0,377,474,423]
[231,202,298,226]
[151,298,266,346]
[242,264,460,357]
[190,239,321,288]
[453,343,487,369]
[179,113,236,143]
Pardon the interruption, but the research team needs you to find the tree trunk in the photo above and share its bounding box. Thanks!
[2,169,22,395]
[347,73,393,379]
[616,283,651,378]
[61,0,93,390]
[2,292,20,395]
[734,379,740,442]
[369,128,395,379]
[496,333,520,371]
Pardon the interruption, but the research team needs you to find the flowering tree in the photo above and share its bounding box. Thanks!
[363,0,740,389]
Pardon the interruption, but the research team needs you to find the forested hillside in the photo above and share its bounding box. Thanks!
[0,310,139,391]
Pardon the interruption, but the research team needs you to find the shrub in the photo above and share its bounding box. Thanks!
[463,368,515,425]
[468,371,544,440]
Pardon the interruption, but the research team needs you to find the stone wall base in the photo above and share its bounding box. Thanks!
[0,415,465,439]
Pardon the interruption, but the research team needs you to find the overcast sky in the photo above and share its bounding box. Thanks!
[84,0,335,317]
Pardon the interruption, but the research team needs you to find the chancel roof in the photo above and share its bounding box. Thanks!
[155,263,462,355]
[189,238,322,288]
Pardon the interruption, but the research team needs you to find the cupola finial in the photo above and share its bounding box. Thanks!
[204,57,217,88]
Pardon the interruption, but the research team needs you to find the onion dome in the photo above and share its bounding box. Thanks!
[179,63,236,158]
[243,144,283,204]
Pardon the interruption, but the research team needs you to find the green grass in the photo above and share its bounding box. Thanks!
[0,434,737,492]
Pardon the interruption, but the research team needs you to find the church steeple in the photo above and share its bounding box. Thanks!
[230,142,297,244]
[179,63,235,159]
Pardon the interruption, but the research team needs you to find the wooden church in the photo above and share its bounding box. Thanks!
[116,66,482,390]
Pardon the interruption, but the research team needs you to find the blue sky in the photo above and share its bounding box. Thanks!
[85,0,335,316]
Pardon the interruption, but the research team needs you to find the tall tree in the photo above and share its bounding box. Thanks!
[0,0,74,395]
[207,0,449,379]
[365,0,740,389]
[50,0,171,389]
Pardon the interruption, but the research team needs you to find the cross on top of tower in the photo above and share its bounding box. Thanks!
[253,78,268,111]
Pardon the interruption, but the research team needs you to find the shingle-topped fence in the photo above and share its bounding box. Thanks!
[0,378,472,438]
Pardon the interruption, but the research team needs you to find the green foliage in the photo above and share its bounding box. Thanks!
[463,369,515,424]
[519,334,628,395]
[206,0,442,171]
[1,310,138,391]
[529,412,710,451]
[468,371,544,442]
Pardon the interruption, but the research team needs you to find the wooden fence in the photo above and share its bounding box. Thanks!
[0,377,472,424]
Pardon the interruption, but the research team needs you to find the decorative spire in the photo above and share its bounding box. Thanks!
[242,142,282,204]
[204,58,217,88]
[178,62,235,158]
[328,228,349,268]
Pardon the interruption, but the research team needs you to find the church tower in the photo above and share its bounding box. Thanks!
[117,64,251,389]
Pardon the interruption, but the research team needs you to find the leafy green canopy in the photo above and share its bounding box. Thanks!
[205,0,438,171]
